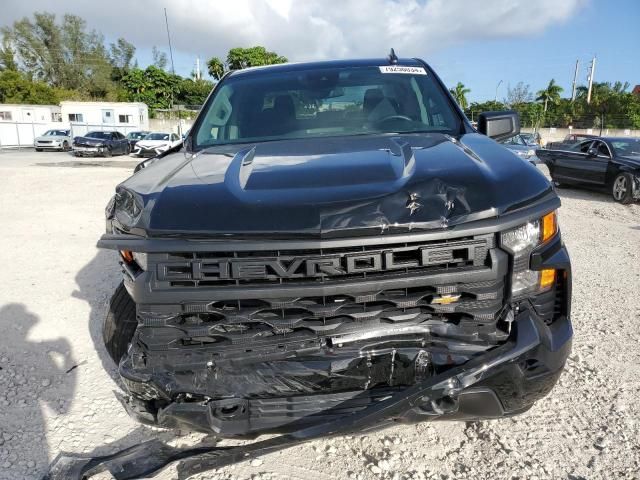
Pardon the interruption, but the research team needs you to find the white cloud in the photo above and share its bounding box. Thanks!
[1,0,585,63]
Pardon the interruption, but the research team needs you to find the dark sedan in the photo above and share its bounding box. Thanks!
[72,131,130,157]
[537,137,640,203]
[126,131,150,149]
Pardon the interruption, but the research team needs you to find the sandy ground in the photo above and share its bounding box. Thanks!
[0,150,639,480]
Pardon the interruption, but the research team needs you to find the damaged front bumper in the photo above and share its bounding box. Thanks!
[45,310,571,480]
[118,308,571,436]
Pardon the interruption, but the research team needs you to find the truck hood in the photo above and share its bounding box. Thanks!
[118,132,553,237]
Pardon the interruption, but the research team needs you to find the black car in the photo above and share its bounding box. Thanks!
[98,57,572,440]
[126,131,150,149]
[537,137,640,203]
[72,131,130,157]
[546,133,598,150]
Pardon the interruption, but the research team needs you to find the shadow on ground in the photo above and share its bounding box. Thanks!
[0,304,76,479]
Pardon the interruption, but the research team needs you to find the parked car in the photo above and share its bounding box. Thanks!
[126,131,150,149]
[130,132,181,158]
[98,56,572,441]
[520,132,541,147]
[537,136,640,203]
[34,129,72,151]
[546,133,598,150]
[500,134,540,164]
[72,131,130,157]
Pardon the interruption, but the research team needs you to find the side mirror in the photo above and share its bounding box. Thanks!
[477,111,520,142]
[587,148,598,157]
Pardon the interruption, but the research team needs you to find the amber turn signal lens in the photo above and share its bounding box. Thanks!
[541,211,557,243]
[539,268,556,290]
[120,250,134,263]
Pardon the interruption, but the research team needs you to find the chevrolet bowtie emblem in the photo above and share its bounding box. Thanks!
[430,294,461,305]
[406,193,422,215]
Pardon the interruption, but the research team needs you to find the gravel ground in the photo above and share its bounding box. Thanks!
[0,150,639,480]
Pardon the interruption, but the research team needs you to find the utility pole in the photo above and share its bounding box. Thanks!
[164,8,181,136]
[586,56,596,104]
[195,57,201,80]
[571,59,579,101]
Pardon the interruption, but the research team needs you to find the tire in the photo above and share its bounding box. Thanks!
[62,141,69,151]
[103,282,137,365]
[611,173,633,204]
[35,148,42,152]
[104,147,112,158]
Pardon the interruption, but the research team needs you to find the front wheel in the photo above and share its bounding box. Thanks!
[611,173,633,204]
[62,141,70,151]
[103,282,137,365]
[103,147,112,158]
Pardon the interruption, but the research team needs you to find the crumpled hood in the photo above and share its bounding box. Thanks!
[120,132,552,236]
[74,136,107,146]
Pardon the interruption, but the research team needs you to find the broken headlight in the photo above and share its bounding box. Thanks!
[114,187,143,228]
[501,211,557,297]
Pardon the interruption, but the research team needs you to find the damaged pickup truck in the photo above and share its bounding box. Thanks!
[98,56,572,439]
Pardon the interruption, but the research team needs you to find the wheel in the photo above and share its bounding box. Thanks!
[62,141,69,151]
[35,148,42,152]
[103,147,112,158]
[611,173,633,204]
[125,144,131,155]
[103,282,137,365]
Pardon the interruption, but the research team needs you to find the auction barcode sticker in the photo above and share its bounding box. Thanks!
[379,66,427,75]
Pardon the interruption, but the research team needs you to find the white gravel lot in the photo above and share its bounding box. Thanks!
[0,150,639,480]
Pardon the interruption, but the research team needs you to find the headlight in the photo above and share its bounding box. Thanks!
[501,211,558,297]
[114,187,143,227]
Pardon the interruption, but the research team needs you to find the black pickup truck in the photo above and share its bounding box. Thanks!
[98,56,572,438]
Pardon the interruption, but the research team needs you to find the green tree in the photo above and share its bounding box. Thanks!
[121,65,179,110]
[109,38,136,71]
[449,82,470,110]
[0,36,17,71]
[206,46,287,80]
[176,78,213,106]
[152,46,168,70]
[536,79,563,113]
[206,57,225,80]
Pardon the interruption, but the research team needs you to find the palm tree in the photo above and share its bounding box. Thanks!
[536,79,563,113]
[449,82,471,110]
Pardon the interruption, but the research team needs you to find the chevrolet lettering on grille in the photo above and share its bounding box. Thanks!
[157,242,486,281]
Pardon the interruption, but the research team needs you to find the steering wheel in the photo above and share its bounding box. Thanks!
[373,114,414,127]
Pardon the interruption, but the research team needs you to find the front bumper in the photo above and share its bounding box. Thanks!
[118,306,571,436]
[132,146,167,158]
[73,146,104,157]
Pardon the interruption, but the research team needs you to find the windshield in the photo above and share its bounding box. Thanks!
[86,131,111,139]
[145,133,171,140]
[611,139,640,156]
[44,130,68,136]
[193,65,461,149]
[127,132,148,140]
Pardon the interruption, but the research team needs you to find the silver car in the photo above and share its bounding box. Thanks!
[34,129,72,151]
[500,134,540,165]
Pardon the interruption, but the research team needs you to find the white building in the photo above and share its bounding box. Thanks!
[0,104,61,123]
[0,104,63,147]
[60,101,149,137]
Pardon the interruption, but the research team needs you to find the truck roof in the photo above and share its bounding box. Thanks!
[228,57,425,77]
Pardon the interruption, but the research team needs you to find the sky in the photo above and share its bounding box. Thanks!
[2,0,639,102]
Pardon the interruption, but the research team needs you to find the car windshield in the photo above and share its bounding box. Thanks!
[127,132,148,139]
[611,139,640,156]
[44,130,68,136]
[86,131,111,139]
[145,133,171,140]
[503,135,526,146]
[193,64,461,149]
